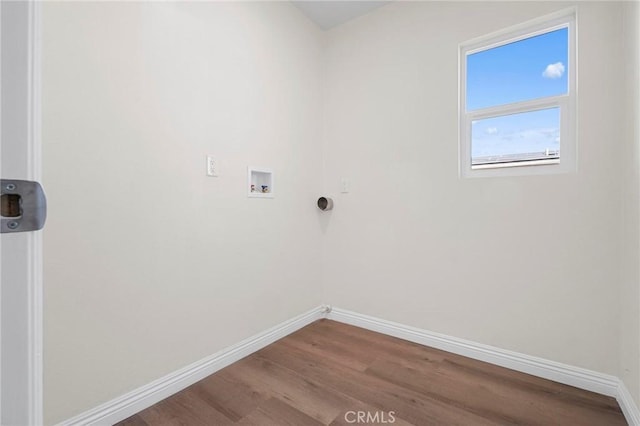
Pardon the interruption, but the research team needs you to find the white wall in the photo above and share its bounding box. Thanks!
[41,1,638,423]
[41,2,324,424]
[322,1,626,376]
[620,0,640,407]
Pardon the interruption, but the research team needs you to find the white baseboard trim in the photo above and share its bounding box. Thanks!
[618,380,640,426]
[327,307,640,424]
[57,306,326,426]
[58,305,640,426]
[326,308,619,397]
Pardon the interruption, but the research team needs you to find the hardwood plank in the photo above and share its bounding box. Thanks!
[283,322,382,371]
[136,389,234,426]
[116,414,149,426]
[188,370,270,422]
[116,319,627,426]
[237,397,324,426]
[225,354,355,424]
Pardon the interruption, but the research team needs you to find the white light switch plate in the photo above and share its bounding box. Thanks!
[207,156,218,177]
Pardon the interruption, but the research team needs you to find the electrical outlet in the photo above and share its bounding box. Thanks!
[206,156,218,177]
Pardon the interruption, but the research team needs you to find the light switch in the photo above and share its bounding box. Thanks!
[206,156,218,177]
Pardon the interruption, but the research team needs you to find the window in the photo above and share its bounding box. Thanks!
[459,10,576,177]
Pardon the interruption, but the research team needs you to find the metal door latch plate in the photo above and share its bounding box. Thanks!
[1,179,47,233]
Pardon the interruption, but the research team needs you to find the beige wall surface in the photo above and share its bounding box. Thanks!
[322,1,626,377]
[620,0,640,407]
[41,0,640,423]
[42,2,324,423]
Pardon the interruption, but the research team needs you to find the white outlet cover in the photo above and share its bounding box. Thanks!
[341,178,350,193]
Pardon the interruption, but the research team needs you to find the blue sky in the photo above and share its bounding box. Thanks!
[467,28,568,158]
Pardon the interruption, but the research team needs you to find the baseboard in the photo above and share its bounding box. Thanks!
[326,307,620,397]
[327,308,640,424]
[57,306,326,426]
[618,380,640,426]
[58,305,640,426]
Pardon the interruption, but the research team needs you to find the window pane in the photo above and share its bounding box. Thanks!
[471,107,560,166]
[467,28,568,111]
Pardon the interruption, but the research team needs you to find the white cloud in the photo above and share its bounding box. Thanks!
[542,62,565,79]
[485,127,498,135]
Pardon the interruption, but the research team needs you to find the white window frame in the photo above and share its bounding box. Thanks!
[459,9,577,178]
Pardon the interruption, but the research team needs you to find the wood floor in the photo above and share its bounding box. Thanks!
[117,320,626,426]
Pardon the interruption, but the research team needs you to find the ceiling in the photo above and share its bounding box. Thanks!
[292,1,392,30]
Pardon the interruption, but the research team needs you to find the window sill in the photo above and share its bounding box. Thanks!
[471,158,560,170]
